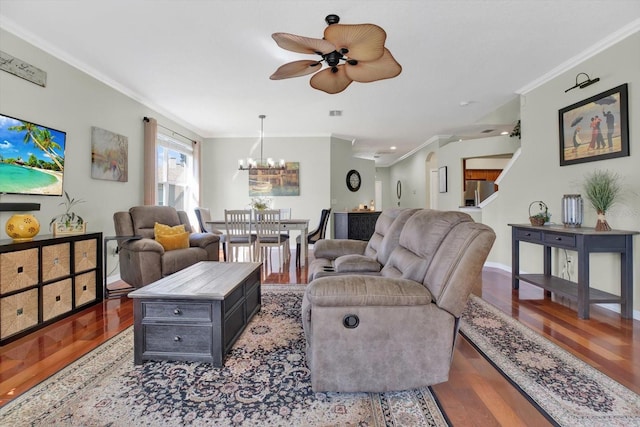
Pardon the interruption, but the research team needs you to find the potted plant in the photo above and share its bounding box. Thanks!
[583,169,621,231]
[50,191,86,235]
[250,196,272,211]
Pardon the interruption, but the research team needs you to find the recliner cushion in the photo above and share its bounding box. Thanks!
[334,254,381,273]
[307,275,432,307]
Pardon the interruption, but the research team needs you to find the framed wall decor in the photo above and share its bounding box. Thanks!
[559,83,629,166]
[249,162,300,196]
[91,127,128,182]
[438,166,447,193]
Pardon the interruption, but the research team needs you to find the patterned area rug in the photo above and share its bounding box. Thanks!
[0,285,448,426]
[460,295,640,427]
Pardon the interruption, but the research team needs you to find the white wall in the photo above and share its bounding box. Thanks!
[201,135,332,239]
[385,31,640,313]
[200,135,376,240]
[438,136,518,208]
[0,29,202,278]
[387,135,518,210]
[330,137,376,210]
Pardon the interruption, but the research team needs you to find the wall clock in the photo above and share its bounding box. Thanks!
[346,169,361,192]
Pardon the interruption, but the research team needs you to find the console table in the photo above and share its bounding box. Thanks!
[509,224,638,319]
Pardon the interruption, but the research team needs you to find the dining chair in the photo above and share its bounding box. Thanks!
[224,209,256,262]
[279,208,291,220]
[195,207,227,261]
[278,207,292,258]
[297,208,331,266]
[254,209,290,269]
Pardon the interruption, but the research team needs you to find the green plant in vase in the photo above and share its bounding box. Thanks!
[583,169,621,231]
[250,196,271,211]
[49,191,85,234]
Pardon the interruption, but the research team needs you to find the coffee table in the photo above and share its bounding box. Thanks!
[129,261,261,366]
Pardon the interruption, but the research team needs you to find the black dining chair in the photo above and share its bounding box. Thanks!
[296,208,331,266]
[195,207,227,261]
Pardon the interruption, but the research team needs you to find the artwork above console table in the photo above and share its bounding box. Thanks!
[509,223,638,319]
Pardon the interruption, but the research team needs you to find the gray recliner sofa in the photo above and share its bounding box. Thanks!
[113,206,220,288]
[308,208,419,281]
[301,209,496,392]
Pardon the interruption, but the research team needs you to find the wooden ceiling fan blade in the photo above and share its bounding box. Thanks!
[324,24,386,61]
[272,33,335,55]
[270,60,322,80]
[310,66,352,94]
[345,48,402,83]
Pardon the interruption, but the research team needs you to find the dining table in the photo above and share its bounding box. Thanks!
[207,218,310,266]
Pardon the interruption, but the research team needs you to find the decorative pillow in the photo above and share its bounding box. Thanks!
[154,223,189,251]
[334,254,381,273]
[154,222,185,236]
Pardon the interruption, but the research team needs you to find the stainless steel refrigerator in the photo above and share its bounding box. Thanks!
[464,180,496,206]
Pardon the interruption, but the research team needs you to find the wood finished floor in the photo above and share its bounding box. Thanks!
[1,252,638,426]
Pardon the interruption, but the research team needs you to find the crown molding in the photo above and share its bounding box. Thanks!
[517,18,640,94]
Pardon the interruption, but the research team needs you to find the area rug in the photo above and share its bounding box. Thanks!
[0,285,448,426]
[460,295,640,427]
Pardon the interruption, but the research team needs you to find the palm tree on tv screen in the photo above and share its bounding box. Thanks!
[8,121,64,171]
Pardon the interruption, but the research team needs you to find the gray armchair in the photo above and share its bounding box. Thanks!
[113,206,219,288]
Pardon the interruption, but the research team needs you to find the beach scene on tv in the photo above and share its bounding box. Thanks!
[0,114,66,196]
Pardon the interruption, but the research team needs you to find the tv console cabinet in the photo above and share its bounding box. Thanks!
[509,224,637,319]
[0,232,103,345]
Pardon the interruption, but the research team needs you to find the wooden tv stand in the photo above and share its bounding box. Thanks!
[509,224,637,319]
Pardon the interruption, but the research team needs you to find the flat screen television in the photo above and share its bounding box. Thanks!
[0,113,66,196]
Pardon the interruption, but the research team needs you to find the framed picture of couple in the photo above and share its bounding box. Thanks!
[558,83,629,166]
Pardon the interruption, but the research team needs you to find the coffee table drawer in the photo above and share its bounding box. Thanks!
[142,301,212,321]
[143,324,212,354]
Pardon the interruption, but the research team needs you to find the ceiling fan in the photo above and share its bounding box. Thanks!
[269,14,402,94]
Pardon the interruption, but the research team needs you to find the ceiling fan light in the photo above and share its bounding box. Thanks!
[310,65,352,94]
[270,60,322,80]
[324,24,386,62]
[345,48,402,83]
[271,33,335,55]
[325,14,340,25]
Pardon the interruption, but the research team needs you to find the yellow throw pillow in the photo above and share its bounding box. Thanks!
[154,222,186,236]
[154,223,189,251]
[156,231,190,251]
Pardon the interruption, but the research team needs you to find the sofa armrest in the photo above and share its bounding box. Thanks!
[313,239,368,260]
[189,232,220,249]
[307,275,432,307]
[120,237,164,254]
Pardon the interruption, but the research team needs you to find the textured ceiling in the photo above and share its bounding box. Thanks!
[1,1,639,165]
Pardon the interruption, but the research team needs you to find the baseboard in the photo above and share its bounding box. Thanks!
[106,273,122,285]
[483,262,640,321]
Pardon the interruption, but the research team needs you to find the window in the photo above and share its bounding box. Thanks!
[156,133,197,212]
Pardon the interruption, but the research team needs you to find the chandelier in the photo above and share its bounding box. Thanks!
[238,115,286,170]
